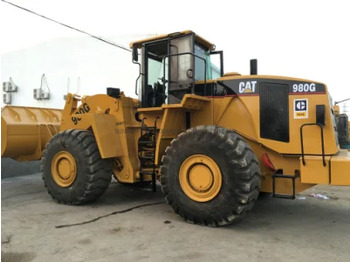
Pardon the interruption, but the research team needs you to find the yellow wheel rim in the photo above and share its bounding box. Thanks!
[179,154,222,202]
[51,151,77,187]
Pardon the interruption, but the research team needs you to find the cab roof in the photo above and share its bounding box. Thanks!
[129,30,216,51]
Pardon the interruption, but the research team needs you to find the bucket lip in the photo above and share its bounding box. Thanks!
[2,105,62,110]
[1,106,62,124]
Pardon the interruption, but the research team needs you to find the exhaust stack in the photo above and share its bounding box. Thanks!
[250,59,258,75]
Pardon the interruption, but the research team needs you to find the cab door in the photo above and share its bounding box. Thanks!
[167,35,195,104]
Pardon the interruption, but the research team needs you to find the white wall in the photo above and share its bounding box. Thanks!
[1,36,140,109]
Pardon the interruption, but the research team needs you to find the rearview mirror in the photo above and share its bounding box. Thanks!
[132,46,138,62]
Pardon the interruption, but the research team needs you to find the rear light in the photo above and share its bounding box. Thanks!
[262,153,276,171]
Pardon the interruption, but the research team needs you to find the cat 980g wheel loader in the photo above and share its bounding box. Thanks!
[2,30,350,226]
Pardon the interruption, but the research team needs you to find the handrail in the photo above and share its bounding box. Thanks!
[132,56,142,96]
[300,123,326,166]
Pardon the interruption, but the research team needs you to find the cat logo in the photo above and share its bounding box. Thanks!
[294,99,308,119]
[239,81,257,93]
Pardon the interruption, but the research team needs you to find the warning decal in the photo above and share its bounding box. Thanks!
[294,99,308,119]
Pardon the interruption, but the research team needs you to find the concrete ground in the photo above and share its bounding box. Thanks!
[2,173,350,262]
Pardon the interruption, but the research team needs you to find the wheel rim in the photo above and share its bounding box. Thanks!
[179,154,222,202]
[51,151,77,187]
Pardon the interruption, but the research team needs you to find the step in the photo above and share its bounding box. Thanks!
[141,148,154,152]
[138,141,155,145]
[139,170,157,175]
[139,155,155,160]
[272,169,299,199]
[139,171,157,192]
[141,127,160,132]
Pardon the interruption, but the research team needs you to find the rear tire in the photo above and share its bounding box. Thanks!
[160,126,261,226]
[41,129,112,205]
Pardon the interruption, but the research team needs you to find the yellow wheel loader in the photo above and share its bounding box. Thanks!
[2,31,350,226]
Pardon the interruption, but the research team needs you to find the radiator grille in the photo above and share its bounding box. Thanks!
[259,83,289,142]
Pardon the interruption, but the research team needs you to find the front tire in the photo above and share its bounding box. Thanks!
[160,126,261,226]
[41,130,112,205]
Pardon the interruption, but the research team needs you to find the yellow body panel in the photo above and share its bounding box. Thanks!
[300,156,331,184]
[89,113,123,158]
[213,96,258,140]
[298,150,350,186]
[330,150,350,185]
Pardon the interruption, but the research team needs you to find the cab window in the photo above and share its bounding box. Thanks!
[194,44,222,81]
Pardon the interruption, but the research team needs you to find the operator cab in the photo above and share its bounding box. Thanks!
[131,31,224,107]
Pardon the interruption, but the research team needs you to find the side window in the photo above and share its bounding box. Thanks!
[147,59,163,86]
[194,45,210,81]
[209,52,223,80]
[194,45,223,81]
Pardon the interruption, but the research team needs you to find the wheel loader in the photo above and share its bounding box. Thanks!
[2,30,350,226]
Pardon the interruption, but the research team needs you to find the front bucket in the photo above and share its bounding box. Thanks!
[1,106,62,161]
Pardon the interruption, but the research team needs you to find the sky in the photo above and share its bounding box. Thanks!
[1,0,350,111]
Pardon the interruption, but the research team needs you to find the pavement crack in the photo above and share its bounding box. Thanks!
[55,201,164,229]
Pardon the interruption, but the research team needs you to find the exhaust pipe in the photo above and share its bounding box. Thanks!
[250,59,258,75]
